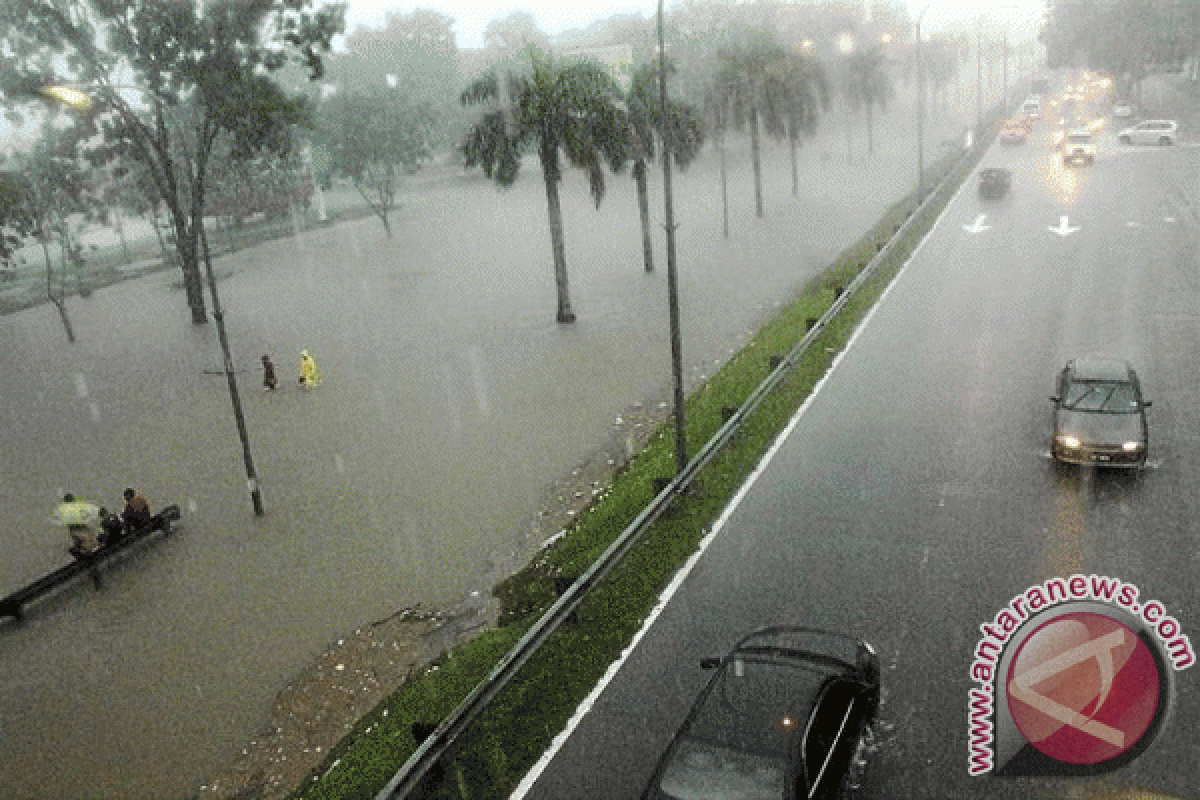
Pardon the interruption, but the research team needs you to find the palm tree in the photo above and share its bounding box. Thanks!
[842,46,894,156]
[712,31,825,217]
[625,62,705,272]
[764,54,830,197]
[461,50,628,323]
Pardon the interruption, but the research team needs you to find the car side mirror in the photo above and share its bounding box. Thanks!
[700,657,720,669]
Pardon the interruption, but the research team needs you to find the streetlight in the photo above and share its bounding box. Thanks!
[657,0,686,474]
[916,2,934,204]
[45,82,266,516]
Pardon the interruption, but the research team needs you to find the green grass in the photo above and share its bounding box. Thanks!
[289,115,1003,800]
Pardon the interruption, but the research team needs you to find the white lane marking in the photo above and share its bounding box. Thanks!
[74,373,89,398]
[467,346,491,417]
[1048,215,1080,236]
[510,175,964,799]
[441,361,462,435]
[963,214,990,234]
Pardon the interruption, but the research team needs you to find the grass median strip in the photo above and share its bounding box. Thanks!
[289,131,992,800]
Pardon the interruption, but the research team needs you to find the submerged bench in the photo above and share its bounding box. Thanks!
[0,505,181,621]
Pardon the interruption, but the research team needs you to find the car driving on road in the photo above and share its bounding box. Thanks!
[642,626,880,800]
[1051,356,1151,468]
[1061,128,1096,165]
[999,122,1028,144]
[1118,119,1178,145]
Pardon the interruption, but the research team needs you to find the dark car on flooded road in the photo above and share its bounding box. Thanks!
[1051,356,1151,468]
[642,626,880,800]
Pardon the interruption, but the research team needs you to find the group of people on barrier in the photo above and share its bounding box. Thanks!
[54,488,153,557]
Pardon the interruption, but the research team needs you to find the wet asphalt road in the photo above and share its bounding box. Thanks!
[518,122,1200,797]
[0,88,981,798]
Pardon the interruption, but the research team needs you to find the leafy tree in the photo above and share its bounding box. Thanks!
[0,0,344,325]
[335,10,460,100]
[0,168,36,269]
[1040,0,1195,97]
[323,86,434,238]
[17,120,106,341]
[483,11,551,53]
[625,62,705,272]
[461,51,628,324]
[841,45,893,156]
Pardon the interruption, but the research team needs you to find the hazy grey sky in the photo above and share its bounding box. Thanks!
[341,1,1048,50]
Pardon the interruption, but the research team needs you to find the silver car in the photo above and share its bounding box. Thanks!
[1051,356,1151,468]
[1118,119,1178,145]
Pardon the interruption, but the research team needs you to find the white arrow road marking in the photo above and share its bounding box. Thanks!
[1048,215,1080,236]
[963,214,990,234]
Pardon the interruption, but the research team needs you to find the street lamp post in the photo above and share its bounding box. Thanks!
[916,3,932,204]
[658,0,686,474]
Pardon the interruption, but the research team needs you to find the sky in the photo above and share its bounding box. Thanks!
[340,1,1049,50]
[1,1,1046,153]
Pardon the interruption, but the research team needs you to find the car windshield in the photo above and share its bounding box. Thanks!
[652,656,830,799]
[1063,380,1139,412]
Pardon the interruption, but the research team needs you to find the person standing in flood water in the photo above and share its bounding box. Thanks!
[299,350,321,388]
[261,354,278,390]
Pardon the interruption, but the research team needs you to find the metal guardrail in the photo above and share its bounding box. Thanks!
[377,110,1004,800]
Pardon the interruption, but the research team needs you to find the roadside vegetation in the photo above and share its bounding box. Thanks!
[287,112,1003,800]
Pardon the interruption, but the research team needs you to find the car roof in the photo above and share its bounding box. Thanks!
[1068,356,1133,382]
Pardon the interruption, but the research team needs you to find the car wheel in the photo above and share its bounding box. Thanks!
[1119,134,1131,144]
[1160,136,1173,145]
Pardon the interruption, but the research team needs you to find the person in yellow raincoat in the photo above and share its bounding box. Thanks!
[53,493,101,555]
[299,349,322,388]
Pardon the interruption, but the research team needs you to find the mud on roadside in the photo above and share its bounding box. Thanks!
[192,394,674,800]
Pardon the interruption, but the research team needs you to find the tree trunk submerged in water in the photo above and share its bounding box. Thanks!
[634,159,654,272]
[542,173,575,324]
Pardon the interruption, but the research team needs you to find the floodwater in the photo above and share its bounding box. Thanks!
[0,98,974,799]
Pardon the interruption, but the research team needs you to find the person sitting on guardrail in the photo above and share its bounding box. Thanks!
[122,488,153,532]
[98,508,125,547]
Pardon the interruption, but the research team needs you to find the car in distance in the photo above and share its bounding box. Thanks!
[1051,356,1151,468]
[978,167,1011,200]
[999,122,1028,144]
[1112,103,1136,120]
[642,626,880,800]
[1118,119,1178,145]
[1061,128,1096,165]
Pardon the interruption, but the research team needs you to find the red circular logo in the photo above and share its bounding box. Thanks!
[1006,611,1161,765]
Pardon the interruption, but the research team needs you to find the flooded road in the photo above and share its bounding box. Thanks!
[0,103,973,798]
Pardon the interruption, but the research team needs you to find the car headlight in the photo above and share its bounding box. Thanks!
[1122,441,1144,452]
[1058,434,1081,449]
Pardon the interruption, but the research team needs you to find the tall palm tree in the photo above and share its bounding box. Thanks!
[461,50,628,323]
[842,46,894,156]
[764,53,830,197]
[712,31,824,218]
[625,62,705,272]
